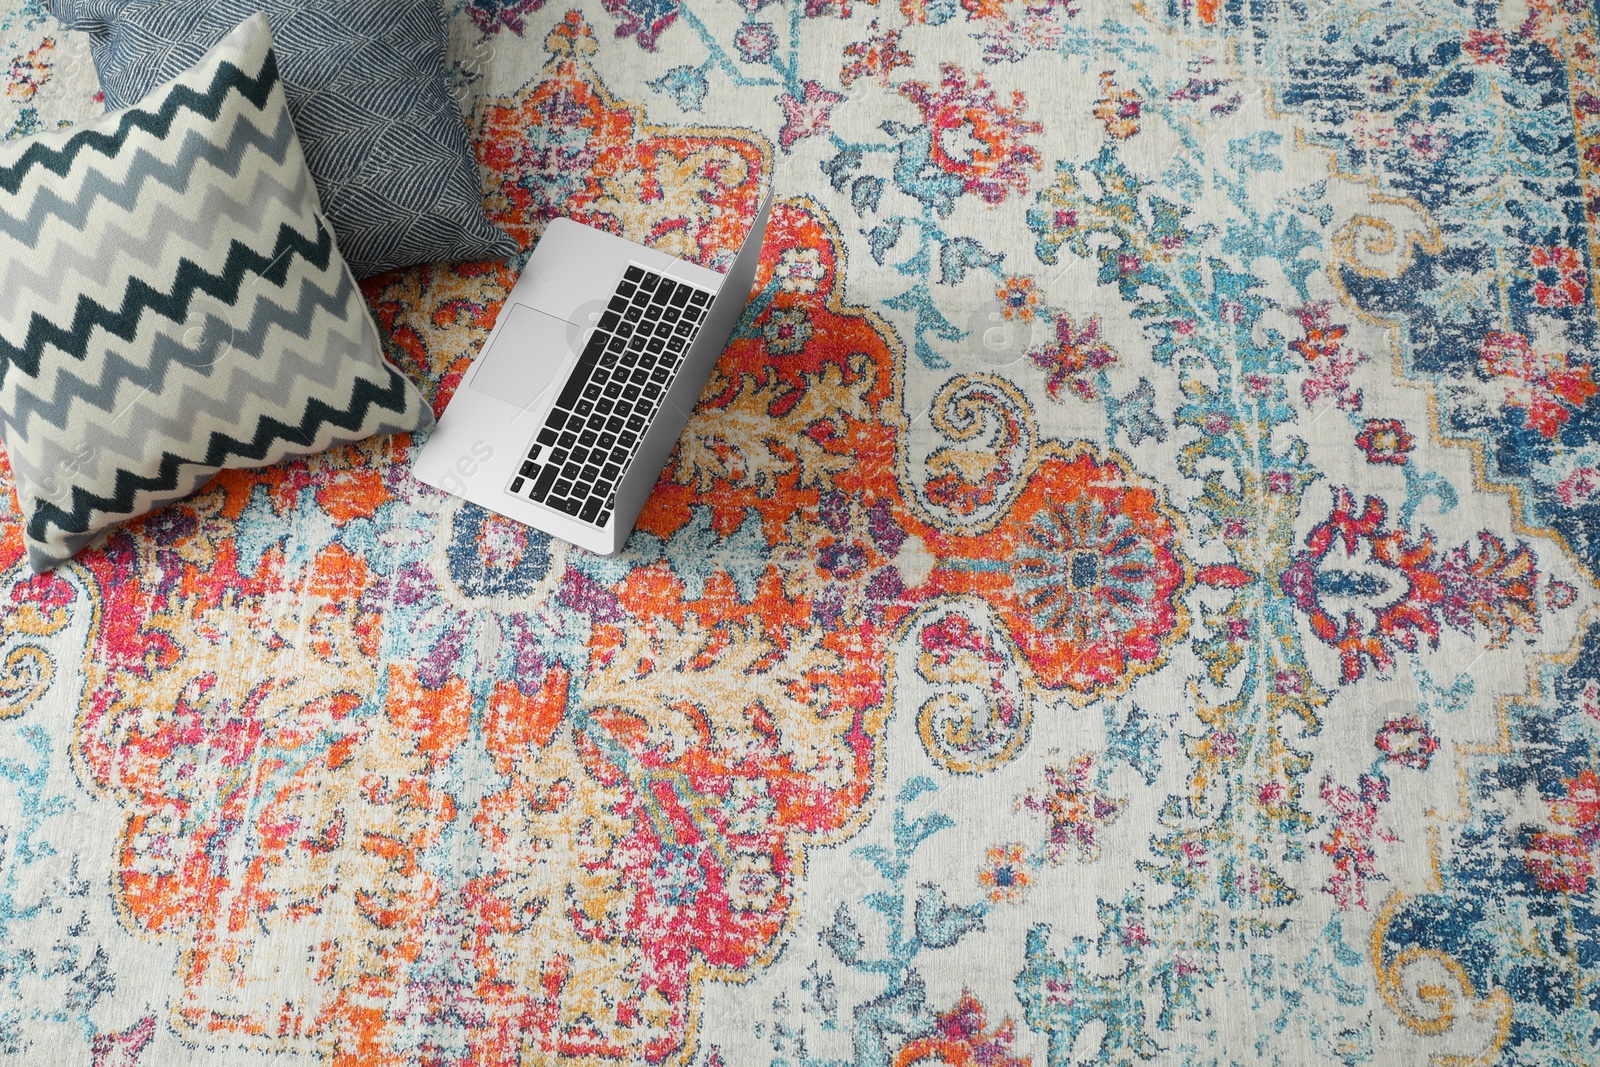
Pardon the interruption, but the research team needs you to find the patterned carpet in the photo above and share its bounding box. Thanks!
[3,0,1600,1063]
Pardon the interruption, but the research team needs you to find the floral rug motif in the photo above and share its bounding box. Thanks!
[3,1,1600,1065]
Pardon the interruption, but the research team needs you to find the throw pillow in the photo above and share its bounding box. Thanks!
[52,0,518,278]
[0,13,434,572]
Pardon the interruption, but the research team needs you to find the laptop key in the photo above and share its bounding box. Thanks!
[639,271,660,292]
[618,431,638,449]
[611,445,631,465]
[580,497,603,523]
[510,476,525,494]
[626,413,647,431]
[552,477,574,497]
[549,448,570,467]
[689,288,709,306]
[575,399,595,417]
[596,509,611,526]
[597,432,618,451]
[624,266,643,282]
[533,465,560,498]
[520,460,538,477]
[600,463,621,482]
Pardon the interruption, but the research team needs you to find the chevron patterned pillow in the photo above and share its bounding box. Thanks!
[0,13,434,573]
[52,0,518,278]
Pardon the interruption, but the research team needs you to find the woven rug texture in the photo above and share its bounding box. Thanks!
[3,0,1600,1063]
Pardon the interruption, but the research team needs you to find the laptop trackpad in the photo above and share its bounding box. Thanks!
[467,303,577,410]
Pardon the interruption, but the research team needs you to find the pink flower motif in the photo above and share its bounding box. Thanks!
[1292,302,1366,412]
[776,80,844,150]
[1403,121,1448,162]
[1531,245,1589,308]
[11,570,75,612]
[1463,29,1509,64]
[1267,471,1294,494]
[1580,679,1600,724]
[898,64,1044,203]
[1525,832,1593,894]
[1319,772,1397,910]
[734,20,779,63]
[1480,331,1598,439]
[1374,715,1440,770]
[1355,418,1415,465]
[1349,110,1395,150]
[91,1016,157,1067]
[1557,467,1600,505]
[1029,315,1118,401]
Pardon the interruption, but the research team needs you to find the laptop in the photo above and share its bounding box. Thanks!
[413,191,774,554]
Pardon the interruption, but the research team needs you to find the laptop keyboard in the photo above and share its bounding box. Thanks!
[506,265,713,527]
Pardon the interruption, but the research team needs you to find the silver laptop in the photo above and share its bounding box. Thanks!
[413,192,774,554]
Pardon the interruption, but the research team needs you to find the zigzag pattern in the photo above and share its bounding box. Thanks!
[7,265,370,436]
[0,143,315,320]
[24,370,420,546]
[1,218,335,383]
[0,96,299,249]
[0,15,432,571]
[0,52,277,194]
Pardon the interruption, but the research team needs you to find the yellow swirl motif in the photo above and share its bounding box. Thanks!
[0,645,54,720]
[918,373,1037,530]
[1371,892,1513,1065]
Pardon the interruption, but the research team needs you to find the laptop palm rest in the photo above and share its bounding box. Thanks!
[467,303,575,411]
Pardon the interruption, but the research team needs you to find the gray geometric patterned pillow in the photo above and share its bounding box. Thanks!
[51,0,518,278]
[0,14,434,572]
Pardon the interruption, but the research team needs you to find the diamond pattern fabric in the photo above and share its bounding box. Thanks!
[52,0,517,277]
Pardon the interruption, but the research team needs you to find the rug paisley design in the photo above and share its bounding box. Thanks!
[2,1,1599,1065]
